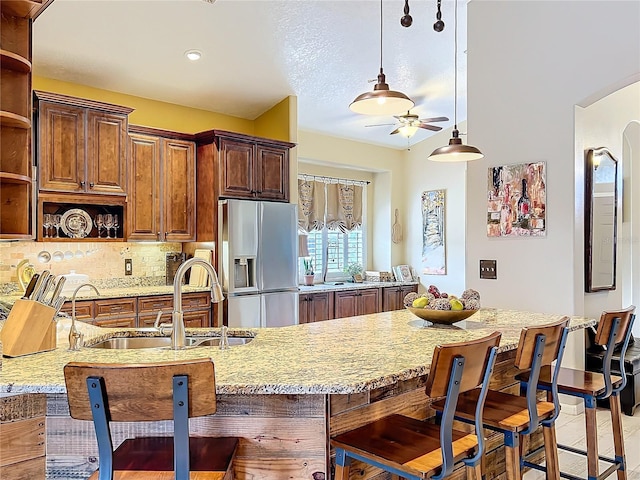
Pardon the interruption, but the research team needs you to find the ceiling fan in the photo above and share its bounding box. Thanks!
[365,111,449,137]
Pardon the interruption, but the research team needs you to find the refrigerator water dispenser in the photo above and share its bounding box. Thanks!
[233,257,255,289]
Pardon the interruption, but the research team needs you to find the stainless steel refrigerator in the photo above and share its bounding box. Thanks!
[218,199,299,328]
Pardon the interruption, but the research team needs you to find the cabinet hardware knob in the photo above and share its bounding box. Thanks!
[80,181,86,187]
[89,182,95,188]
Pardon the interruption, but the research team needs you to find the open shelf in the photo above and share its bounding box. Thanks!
[0,172,31,184]
[0,111,30,129]
[1,0,45,18]
[0,49,31,73]
[39,201,125,241]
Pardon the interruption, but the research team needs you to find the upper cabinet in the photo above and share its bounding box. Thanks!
[195,129,295,242]
[127,126,196,242]
[0,1,52,240]
[34,91,133,196]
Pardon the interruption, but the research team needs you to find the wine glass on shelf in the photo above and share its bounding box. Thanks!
[112,214,119,238]
[53,214,62,238]
[94,214,104,238]
[103,214,114,239]
[43,214,52,238]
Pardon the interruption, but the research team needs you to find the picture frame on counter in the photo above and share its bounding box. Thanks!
[353,274,363,283]
[393,265,413,283]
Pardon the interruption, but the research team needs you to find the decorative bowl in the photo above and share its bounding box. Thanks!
[405,307,479,325]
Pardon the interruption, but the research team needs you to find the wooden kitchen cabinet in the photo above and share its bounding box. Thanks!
[34,91,132,196]
[0,1,50,240]
[382,284,419,312]
[216,134,291,201]
[128,126,196,242]
[334,288,381,318]
[299,291,334,324]
[195,129,295,242]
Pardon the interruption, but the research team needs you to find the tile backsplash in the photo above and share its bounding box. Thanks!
[0,241,183,293]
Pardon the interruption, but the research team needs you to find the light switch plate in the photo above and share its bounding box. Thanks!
[480,260,497,279]
[125,258,133,276]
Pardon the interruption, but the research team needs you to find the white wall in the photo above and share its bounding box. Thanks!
[576,83,640,333]
[404,124,469,296]
[466,0,640,315]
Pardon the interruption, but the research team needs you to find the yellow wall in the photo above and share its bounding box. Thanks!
[33,76,256,135]
[254,96,292,142]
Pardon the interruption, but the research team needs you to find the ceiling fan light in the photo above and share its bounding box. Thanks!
[398,124,419,138]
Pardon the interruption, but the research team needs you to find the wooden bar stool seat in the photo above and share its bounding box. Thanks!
[516,306,636,480]
[64,358,239,480]
[331,331,502,480]
[432,317,571,480]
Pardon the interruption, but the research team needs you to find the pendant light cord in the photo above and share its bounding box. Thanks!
[379,0,383,71]
[453,0,458,129]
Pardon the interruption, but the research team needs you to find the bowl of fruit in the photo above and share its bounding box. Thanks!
[404,285,481,325]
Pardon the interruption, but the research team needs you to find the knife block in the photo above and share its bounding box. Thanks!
[1,299,57,357]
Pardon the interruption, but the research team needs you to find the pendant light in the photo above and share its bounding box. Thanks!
[428,0,484,162]
[350,0,414,116]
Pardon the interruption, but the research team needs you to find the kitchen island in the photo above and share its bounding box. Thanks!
[0,308,595,479]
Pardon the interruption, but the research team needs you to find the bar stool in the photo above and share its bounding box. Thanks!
[516,306,636,480]
[64,358,239,480]
[432,317,570,480]
[331,331,502,480]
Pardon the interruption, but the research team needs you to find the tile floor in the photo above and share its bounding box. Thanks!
[524,406,640,479]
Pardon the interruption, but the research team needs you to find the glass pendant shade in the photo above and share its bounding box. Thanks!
[350,69,414,116]
[428,129,484,162]
[398,124,419,138]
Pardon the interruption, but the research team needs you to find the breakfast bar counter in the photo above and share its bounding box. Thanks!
[0,308,595,479]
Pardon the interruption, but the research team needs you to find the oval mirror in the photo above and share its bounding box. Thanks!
[585,147,618,292]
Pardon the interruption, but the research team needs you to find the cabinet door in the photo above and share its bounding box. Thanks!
[128,133,161,240]
[94,297,137,318]
[38,102,86,193]
[298,295,310,324]
[357,288,381,316]
[87,111,127,195]
[334,290,358,319]
[218,137,254,199]
[163,139,196,241]
[184,310,210,328]
[92,316,136,328]
[382,287,401,312]
[309,291,334,322]
[400,285,418,302]
[59,300,93,319]
[255,144,289,202]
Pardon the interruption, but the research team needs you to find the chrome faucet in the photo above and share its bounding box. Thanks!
[68,283,100,351]
[170,257,224,349]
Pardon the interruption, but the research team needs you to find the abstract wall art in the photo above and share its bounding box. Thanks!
[487,162,546,237]
[421,189,446,274]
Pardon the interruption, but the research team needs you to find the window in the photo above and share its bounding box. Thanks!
[298,176,367,281]
[306,228,364,280]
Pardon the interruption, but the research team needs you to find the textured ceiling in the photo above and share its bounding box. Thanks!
[32,0,468,150]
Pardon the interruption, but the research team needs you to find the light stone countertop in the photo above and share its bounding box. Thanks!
[298,281,418,293]
[0,308,595,396]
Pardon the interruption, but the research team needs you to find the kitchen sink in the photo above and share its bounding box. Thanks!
[87,336,253,349]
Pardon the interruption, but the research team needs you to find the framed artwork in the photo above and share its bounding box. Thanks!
[421,190,446,275]
[393,264,413,283]
[487,162,546,237]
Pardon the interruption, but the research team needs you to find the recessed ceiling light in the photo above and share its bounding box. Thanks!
[185,50,202,61]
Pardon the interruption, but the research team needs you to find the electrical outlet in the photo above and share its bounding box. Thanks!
[125,258,133,276]
[479,260,497,279]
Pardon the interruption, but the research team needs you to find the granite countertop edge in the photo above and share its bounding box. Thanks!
[0,308,596,396]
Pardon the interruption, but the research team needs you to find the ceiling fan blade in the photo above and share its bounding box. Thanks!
[418,124,443,132]
[365,123,396,127]
[418,116,449,123]
[389,128,401,135]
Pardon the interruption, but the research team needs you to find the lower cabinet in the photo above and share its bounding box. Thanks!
[60,292,211,328]
[299,291,334,324]
[0,394,46,480]
[334,288,381,318]
[382,284,419,312]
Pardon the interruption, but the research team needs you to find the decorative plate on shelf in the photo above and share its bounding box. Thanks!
[406,307,479,325]
[60,208,93,238]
